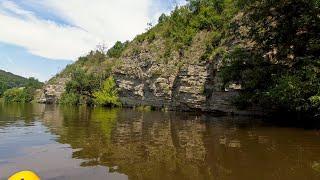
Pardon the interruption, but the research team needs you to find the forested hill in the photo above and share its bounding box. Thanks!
[0,69,42,96]
[40,0,320,118]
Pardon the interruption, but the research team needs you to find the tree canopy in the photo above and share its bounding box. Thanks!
[221,0,320,114]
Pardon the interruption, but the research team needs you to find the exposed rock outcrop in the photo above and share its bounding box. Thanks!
[38,31,260,115]
[113,56,250,114]
[112,32,257,115]
[36,77,69,104]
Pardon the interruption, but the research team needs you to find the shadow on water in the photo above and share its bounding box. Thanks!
[1,103,320,179]
[259,112,320,130]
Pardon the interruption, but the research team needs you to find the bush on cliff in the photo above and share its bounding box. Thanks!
[59,66,121,106]
[93,77,121,107]
[59,93,80,105]
[107,41,129,58]
[59,68,100,105]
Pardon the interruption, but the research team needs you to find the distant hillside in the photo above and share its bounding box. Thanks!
[0,69,42,96]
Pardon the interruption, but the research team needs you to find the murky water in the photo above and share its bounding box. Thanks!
[0,103,320,180]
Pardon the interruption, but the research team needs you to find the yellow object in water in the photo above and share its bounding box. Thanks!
[8,171,40,180]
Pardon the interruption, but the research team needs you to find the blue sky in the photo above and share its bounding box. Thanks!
[0,0,186,81]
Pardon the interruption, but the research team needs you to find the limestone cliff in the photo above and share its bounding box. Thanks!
[113,31,240,113]
[36,4,262,115]
[37,31,258,115]
[36,77,69,104]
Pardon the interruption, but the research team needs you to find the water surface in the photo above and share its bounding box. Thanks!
[0,103,320,180]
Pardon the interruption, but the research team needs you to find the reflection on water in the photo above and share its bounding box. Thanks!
[1,103,320,179]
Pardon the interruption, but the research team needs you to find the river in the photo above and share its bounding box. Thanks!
[0,103,320,179]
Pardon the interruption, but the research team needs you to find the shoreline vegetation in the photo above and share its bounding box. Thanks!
[0,69,43,103]
[1,0,319,119]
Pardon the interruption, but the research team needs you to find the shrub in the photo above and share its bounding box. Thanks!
[65,68,100,100]
[190,6,223,30]
[107,41,129,58]
[268,75,305,111]
[310,96,320,108]
[93,77,121,107]
[3,88,33,103]
[59,93,80,105]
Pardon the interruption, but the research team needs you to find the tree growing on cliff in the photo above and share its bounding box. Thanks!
[59,68,100,105]
[65,69,100,96]
[93,77,121,107]
[107,41,129,58]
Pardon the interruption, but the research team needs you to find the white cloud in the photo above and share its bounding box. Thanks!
[41,0,152,45]
[0,0,159,60]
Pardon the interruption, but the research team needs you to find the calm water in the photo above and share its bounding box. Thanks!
[0,103,320,180]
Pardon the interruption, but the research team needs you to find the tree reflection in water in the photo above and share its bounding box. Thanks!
[38,106,320,180]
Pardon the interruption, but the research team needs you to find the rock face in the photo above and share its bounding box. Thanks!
[114,55,243,114]
[113,32,256,115]
[38,31,260,115]
[36,77,69,104]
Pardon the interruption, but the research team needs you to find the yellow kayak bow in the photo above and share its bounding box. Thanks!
[8,171,40,180]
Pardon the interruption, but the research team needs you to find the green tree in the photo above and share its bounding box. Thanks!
[26,77,43,89]
[158,13,168,23]
[0,81,8,96]
[0,70,42,97]
[59,93,80,105]
[3,88,33,103]
[107,41,129,58]
[61,68,100,105]
[221,0,320,114]
[93,77,121,107]
[66,69,100,96]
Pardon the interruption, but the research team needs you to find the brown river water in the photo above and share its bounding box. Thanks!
[0,103,320,180]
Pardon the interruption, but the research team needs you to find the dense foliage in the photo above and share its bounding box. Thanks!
[2,77,43,103]
[107,41,129,58]
[135,0,251,62]
[60,68,100,105]
[59,92,80,105]
[93,77,121,107]
[0,81,8,96]
[0,70,42,96]
[3,88,33,103]
[59,51,121,106]
[221,0,320,115]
